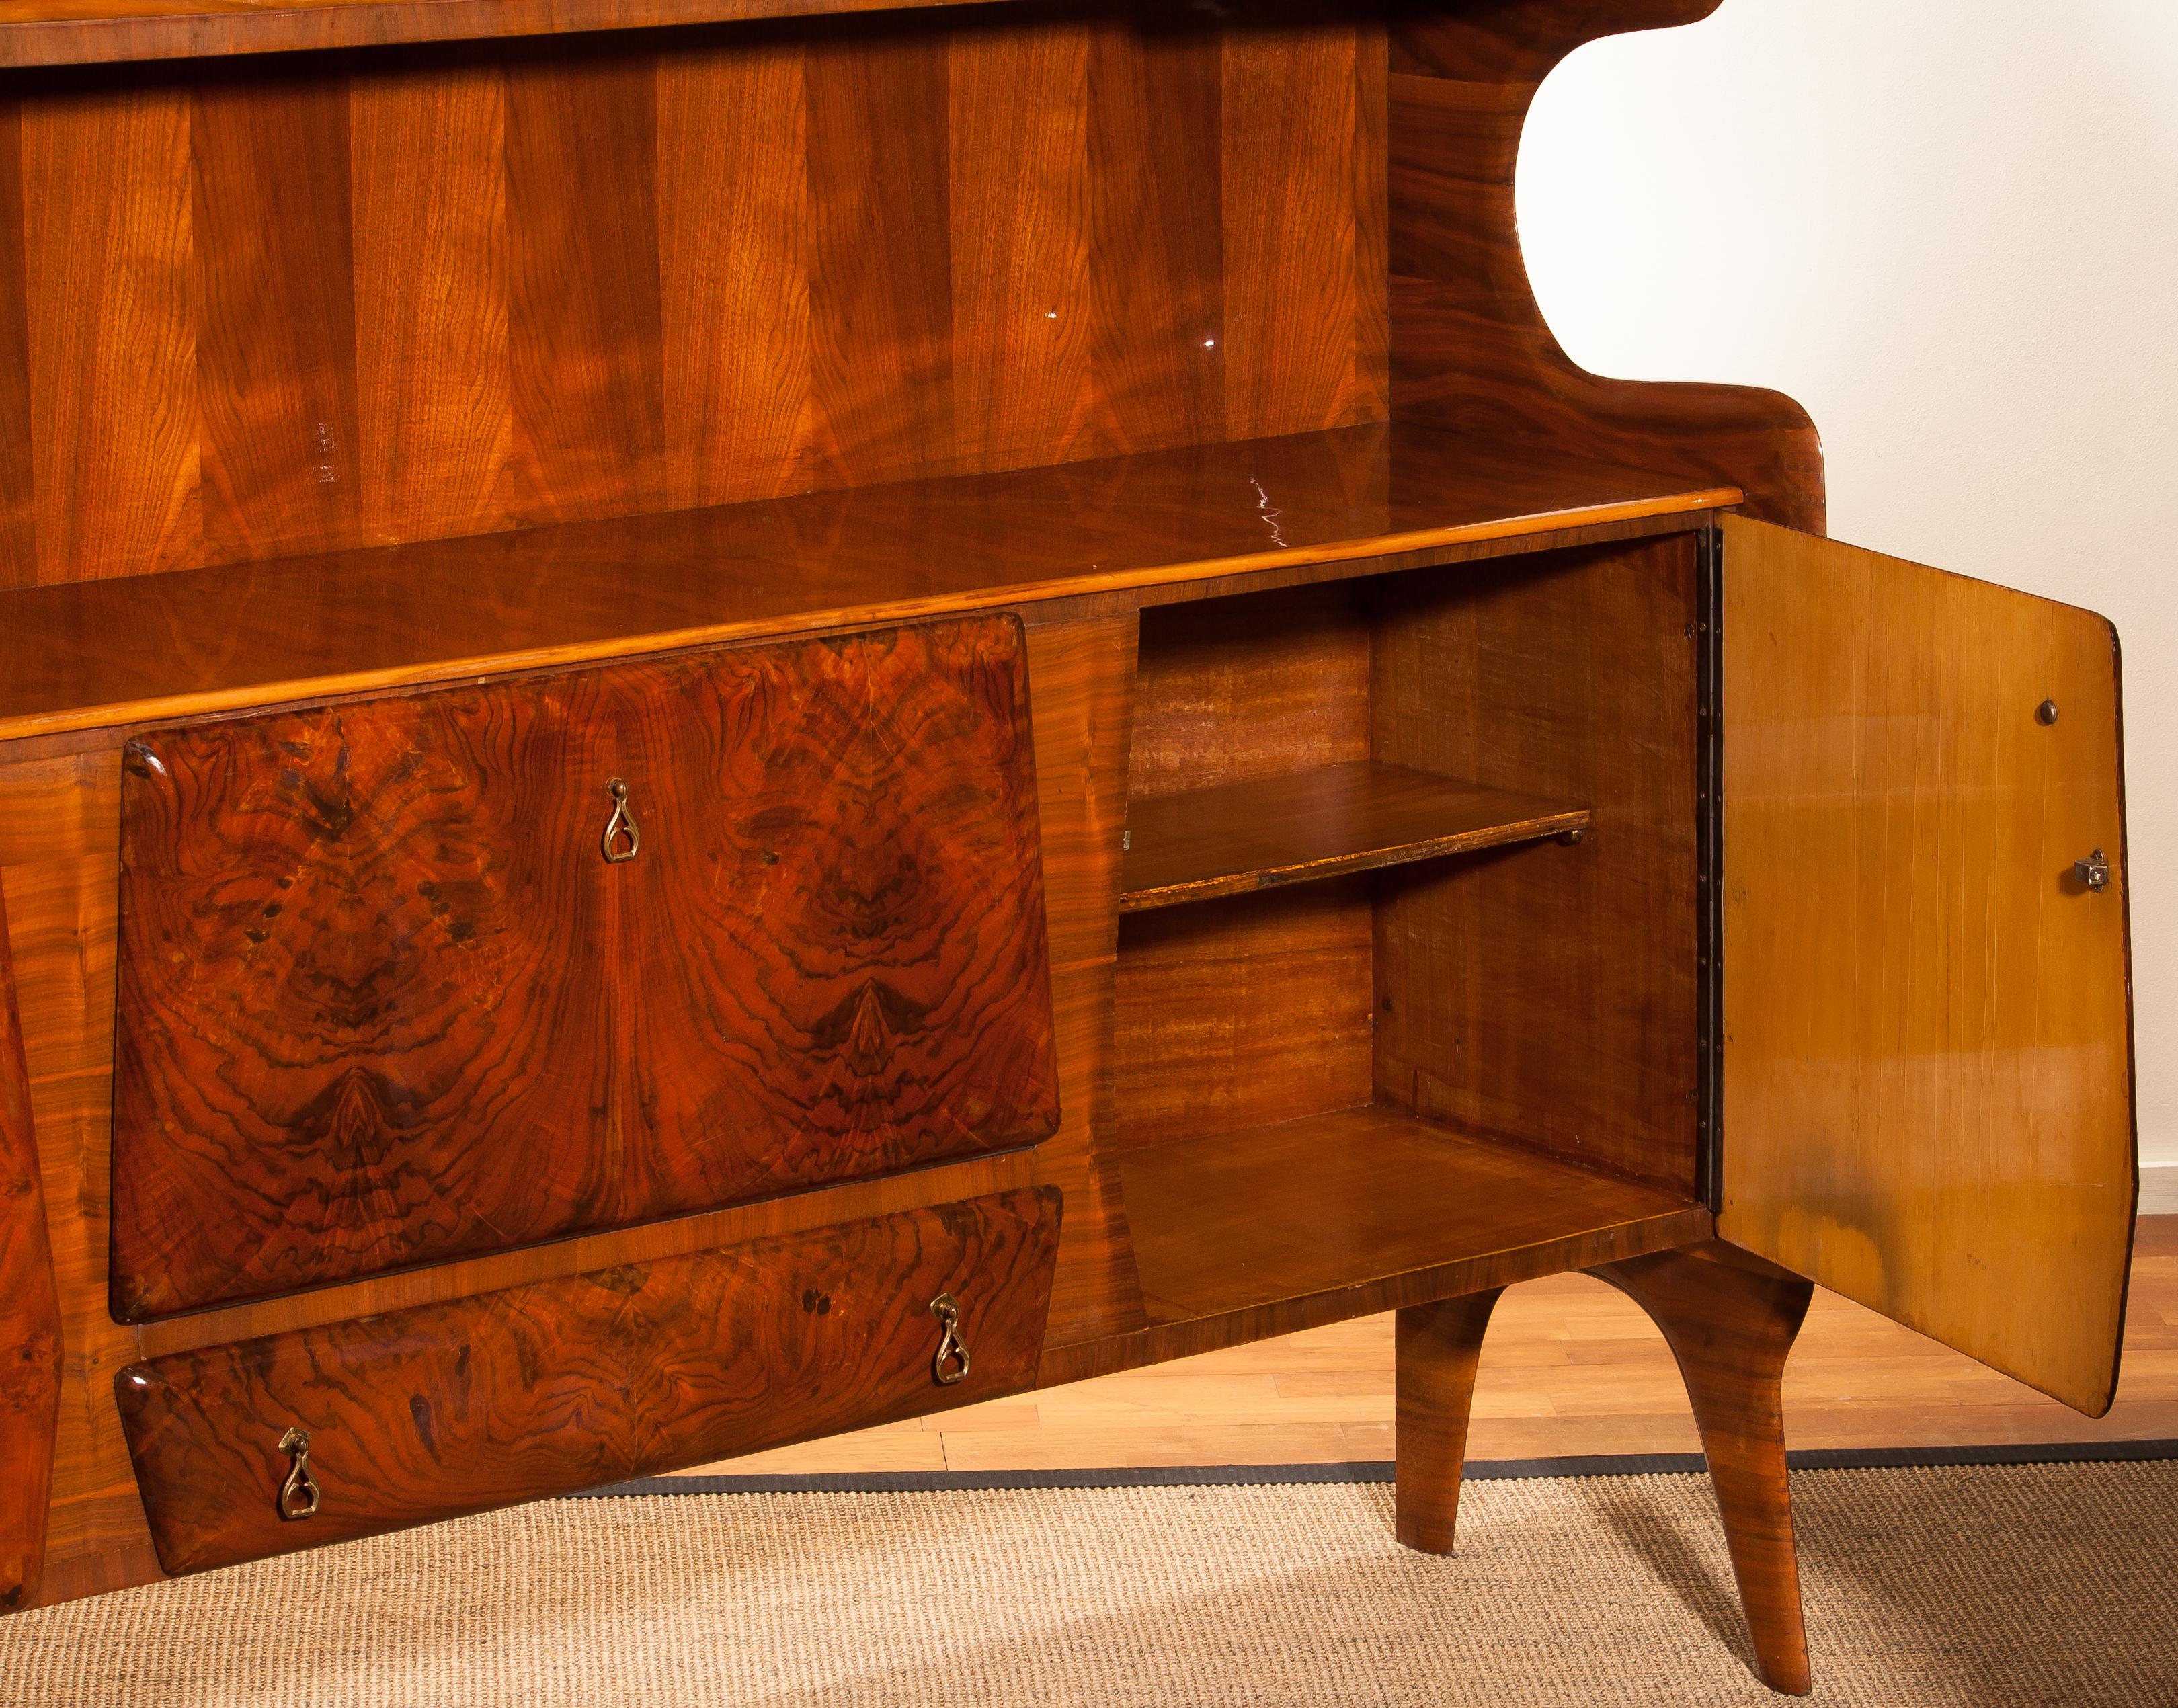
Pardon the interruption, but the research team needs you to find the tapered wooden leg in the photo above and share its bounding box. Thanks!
[1589,1242,1815,1697]
[1394,1287,1505,1553]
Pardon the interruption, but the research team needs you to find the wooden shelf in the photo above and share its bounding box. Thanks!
[1120,762,1589,912]
[0,422,1735,744]
[1114,1106,1705,1330]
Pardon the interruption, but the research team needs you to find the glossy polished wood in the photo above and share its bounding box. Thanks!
[1113,884,1373,1153]
[1590,1243,1815,1696]
[1119,762,1588,912]
[1116,1106,1701,1327]
[117,1188,1060,1576]
[1392,1287,1503,1555]
[1386,0,1824,533]
[0,11,1386,584]
[9,0,1004,68]
[0,422,1736,743]
[0,877,60,1609]
[112,618,1056,1319]
[1370,536,1701,1197]
[0,715,1037,1609]
[1718,515,2136,1418]
[1021,614,1147,1348]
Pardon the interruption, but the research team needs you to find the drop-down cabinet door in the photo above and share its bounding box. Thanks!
[1717,514,2136,1416]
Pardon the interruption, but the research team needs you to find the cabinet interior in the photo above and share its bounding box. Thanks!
[1113,534,1705,1326]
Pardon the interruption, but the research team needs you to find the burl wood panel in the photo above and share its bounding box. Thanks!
[1718,515,2136,1418]
[1387,0,1824,532]
[1371,534,1701,1196]
[117,1188,1061,1576]
[0,873,61,1609]
[111,618,1057,1319]
[0,5,1387,587]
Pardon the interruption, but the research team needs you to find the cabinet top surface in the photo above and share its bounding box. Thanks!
[0,423,1734,745]
[0,0,1014,69]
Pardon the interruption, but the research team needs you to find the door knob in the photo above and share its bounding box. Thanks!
[2074,850,2111,893]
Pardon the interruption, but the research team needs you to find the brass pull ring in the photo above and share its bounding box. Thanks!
[930,1293,971,1387]
[276,1426,321,1522]
[602,778,641,864]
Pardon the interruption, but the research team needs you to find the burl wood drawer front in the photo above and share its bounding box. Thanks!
[111,616,1057,1320]
[115,1187,1059,1577]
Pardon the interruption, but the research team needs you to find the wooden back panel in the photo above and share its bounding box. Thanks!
[1718,516,2136,1416]
[1385,0,1824,531]
[0,4,1387,587]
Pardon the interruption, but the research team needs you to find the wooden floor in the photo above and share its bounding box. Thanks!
[691,1218,2178,1477]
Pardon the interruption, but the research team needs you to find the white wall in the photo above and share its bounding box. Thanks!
[1519,0,2178,1200]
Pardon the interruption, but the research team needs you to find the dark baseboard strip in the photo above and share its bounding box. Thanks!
[565,1439,2178,1500]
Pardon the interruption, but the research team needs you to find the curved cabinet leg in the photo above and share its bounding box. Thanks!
[1589,1243,1814,1697]
[1394,1287,1505,1555]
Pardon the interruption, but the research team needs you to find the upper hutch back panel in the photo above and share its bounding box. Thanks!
[0,8,1391,583]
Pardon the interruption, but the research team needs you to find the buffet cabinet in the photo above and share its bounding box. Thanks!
[0,0,2136,1697]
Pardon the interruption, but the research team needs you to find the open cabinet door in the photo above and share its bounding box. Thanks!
[1717,515,2136,1416]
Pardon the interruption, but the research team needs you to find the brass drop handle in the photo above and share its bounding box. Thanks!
[276,1426,321,1522]
[2074,849,2111,893]
[601,777,641,864]
[930,1293,971,1387]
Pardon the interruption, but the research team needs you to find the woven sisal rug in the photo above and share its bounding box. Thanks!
[3,1460,2173,1707]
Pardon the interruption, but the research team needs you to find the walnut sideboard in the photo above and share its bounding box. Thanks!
[0,0,2136,1696]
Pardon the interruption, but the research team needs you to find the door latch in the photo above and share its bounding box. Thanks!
[2074,850,2111,893]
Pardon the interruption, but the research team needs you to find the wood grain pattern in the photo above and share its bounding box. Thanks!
[1221,14,1383,442]
[0,103,31,583]
[1120,760,1588,911]
[110,618,1057,1318]
[1085,17,1223,453]
[1127,580,1371,799]
[1113,884,1373,1152]
[17,82,197,584]
[1718,515,2136,1417]
[0,421,1736,742]
[0,10,1394,585]
[1370,534,1701,1196]
[348,58,513,546]
[1387,0,1824,532]
[1115,1105,1701,1328]
[504,49,664,523]
[1020,615,1149,1348]
[1039,1195,1711,1391]
[0,754,155,1594]
[1393,1287,1503,1555]
[4,0,1010,69]
[192,68,361,565]
[656,37,815,509]
[0,872,61,1609]
[117,1188,1061,1576]
[1590,1242,1816,1695]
